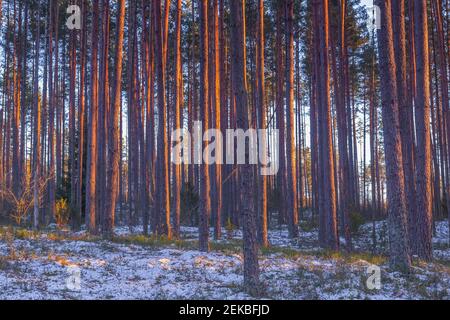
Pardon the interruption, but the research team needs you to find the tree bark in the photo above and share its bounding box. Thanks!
[230,0,260,295]
[413,0,433,260]
[256,0,268,247]
[103,0,125,238]
[153,0,172,238]
[199,0,211,251]
[86,0,100,233]
[285,0,299,239]
[377,0,411,271]
[315,0,338,250]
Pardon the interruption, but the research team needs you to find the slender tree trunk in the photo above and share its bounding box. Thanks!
[77,0,87,226]
[153,0,172,238]
[173,0,183,239]
[33,2,41,229]
[284,0,299,239]
[199,0,211,251]
[256,0,268,247]
[315,0,338,250]
[337,0,352,249]
[212,0,223,241]
[103,0,125,238]
[433,0,450,243]
[392,0,417,252]
[276,2,287,226]
[413,0,433,260]
[69,0,78,227]
[86,0,100,233]
[47,1,56,223]
[230,0,260,295]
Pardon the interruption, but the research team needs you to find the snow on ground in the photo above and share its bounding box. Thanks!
[0,220,449,300]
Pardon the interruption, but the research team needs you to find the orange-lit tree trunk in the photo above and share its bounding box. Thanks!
[392,0,417,251]
[33,2,41,229]
[174,0,183,238]
[77,0,87,225]
[315,0,338,250]
[336,0,352,248]
[285,0,299,239]
[256,0,268,247]
[433,0,450,242]
[212,0,223,241]
[47,1,56,223]
[199,0,211,251]
[69,0,78,227]
[103,0,125,238]
[86,0,99,233]
[413,0,433,261]
[153,0,172,238]
[12,1,22,201]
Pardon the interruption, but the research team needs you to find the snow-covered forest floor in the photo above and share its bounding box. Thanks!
[0,219,449,300]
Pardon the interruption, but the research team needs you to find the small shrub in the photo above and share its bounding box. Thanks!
[349,211,365,234]
[180,182,199,226]
[225,217,236,240]
[55,199,70,228]
[0,256,10,270]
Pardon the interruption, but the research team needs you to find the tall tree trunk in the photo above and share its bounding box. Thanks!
[69,0,78,227]
[33,2,41,229]
[77,0,87,226]
[256,0,268,247]
[413,0,433,261]
[275,2,287,226]
[433,0,450,243]
[336,0,352,249]
[103,0,125,238]
[86,0,100,233]
[377,0,411,271]
[47,0,56,223]
[212,0,222,241]
[173,0,183,239]
[199,0,211,251]
[12,0,22,202]
[153,0,172,238]
[285,0,299,239]
[230,0,260,295]
[97,0,110,233]
[315,0,338,250]
[392,0,417,253]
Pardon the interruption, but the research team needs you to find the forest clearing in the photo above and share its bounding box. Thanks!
[1,218,449,300]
